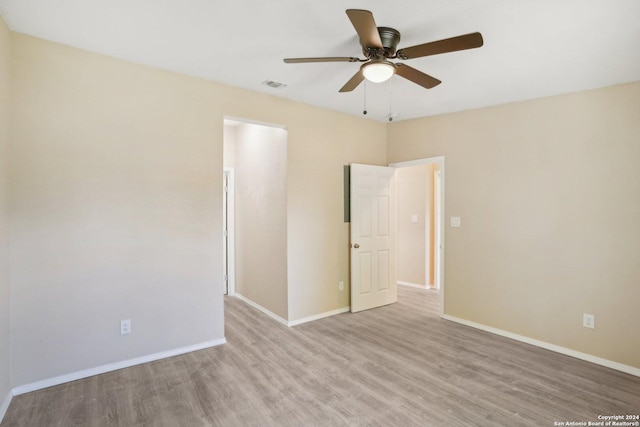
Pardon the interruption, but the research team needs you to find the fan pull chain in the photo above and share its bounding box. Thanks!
[388,79,393,122]
[363,81,367,115]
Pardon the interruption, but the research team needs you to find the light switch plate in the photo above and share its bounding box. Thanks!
[451,217,461,228]
[411,214,418,223]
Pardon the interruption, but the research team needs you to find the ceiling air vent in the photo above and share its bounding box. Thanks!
[262,80,287,89]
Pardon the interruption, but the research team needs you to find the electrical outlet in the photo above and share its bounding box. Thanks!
[583,313,595,329]
[121,319,131,335]
[338,281,344,292]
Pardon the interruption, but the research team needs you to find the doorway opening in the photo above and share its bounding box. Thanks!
[222,117,289,321]
[390,156,445,314]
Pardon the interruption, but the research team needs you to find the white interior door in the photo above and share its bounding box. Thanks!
[350,163,396,313]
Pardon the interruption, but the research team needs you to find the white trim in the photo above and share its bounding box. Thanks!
[288,307,350,327]
[234,294,349,327]
[0,391,12,423]
[397,281,429,289]
[224,116,287,130]
[441,314,640,378]
[223,167,236,296]
[234,293,289,327]
[389,156,445,169]
[12,338,226,396]
[433,169,443,291]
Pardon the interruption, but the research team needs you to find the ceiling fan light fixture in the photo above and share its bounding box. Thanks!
[362,61,395,83]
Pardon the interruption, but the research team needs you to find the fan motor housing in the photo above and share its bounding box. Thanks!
[375,27,401,57]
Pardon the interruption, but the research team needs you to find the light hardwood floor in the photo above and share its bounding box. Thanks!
[3,286,639,426]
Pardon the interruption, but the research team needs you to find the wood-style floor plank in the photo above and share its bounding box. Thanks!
[2,286,639,426]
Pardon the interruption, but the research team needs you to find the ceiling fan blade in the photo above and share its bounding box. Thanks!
[346,9,383,49]
[284,57,360,64]
[396,32,483,60]
[339,69,365,92]
[395,64,441,89]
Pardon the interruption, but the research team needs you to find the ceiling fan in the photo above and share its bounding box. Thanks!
[284,9,483,92]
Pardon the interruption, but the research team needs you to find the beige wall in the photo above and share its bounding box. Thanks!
[285,125,387,320]
[388,82,640,369]
[234,122,288,319]
[10,34,225,386]
[8,33,387,387]
[396,165,428,286]
[0,16,11,404]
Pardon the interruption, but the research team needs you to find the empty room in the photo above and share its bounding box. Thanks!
[0,1,639,426]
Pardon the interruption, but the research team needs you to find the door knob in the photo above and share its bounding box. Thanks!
[353,243,360,248]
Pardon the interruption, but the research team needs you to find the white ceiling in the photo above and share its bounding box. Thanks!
[1,0,639,122]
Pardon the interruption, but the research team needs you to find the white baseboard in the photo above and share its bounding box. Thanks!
[398,281,429,289]
[234,294,349,327]
[441,314,640,378]
[234,293,289,327]
[288,306,350,327]
[0,390,12,424]
[12,338,227,396]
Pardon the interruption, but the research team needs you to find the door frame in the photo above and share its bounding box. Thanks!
[223,167,236,296]
[433,169,442,291]
[389,156,445,316]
